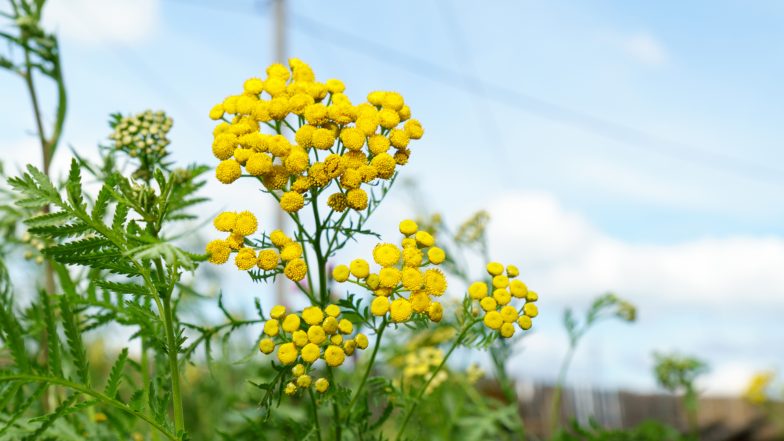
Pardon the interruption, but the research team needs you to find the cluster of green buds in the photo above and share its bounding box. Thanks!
[109,110,173,178]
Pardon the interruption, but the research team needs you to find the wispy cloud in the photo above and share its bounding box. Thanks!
[42,0,160,45]
[621,32,668,66]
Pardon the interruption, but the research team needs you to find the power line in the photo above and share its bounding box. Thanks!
[166,0,784,185]
[285,12,784,185]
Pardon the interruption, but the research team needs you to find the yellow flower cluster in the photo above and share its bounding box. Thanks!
[401,347,448,394]
[208,59,424,214]
[204,211,307,282]
[468,262,539,338]
[284,363,330,396]
[332,219,447,324]
[258,304,368,379]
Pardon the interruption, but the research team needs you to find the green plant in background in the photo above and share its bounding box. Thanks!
[652,352,708,437]
[550,293,637,434]
[1,0,67,175]
[552,418,690,441]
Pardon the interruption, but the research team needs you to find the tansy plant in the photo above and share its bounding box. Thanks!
[202,59,543,440]
[653,352,708,437]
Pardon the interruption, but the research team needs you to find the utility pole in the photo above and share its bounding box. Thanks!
[272,0,287,306]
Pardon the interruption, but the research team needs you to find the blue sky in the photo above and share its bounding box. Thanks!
[3,0,784,395]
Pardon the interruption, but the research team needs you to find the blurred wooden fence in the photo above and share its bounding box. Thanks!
[480,382,780,440]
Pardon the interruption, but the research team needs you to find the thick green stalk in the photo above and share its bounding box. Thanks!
[141,340,160,441]
[395,318,477,440]
[162,296,185,433]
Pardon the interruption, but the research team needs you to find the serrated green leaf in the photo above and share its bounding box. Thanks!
[65,160,85,212]
[59,295,89,385]
[94,280,147,296]
[23,393,78,440]
[104,348,128,398]
[41,290,62,377]
[23,210,71,228]
[28,222,90,239]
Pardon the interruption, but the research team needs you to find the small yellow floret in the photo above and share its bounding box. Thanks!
[319,317,336,335]
[258,338,275,354]
[332,265,350,282]
[373,243,401,267]
[468,282,488,300]
[486,262,504,276]
[500,323,515,338]
[277,342,298,365]
[325,304,340,318]
[307,326,326,345]
[399,219,418,236]
[301,343,320,363]
[270,305,286,319]
[355,333,369,349]
[284,259,308,282]
[213,212,237,232]
[523,303,538,318]
[215,159,242,184]
[315,378,329,393]
[390,298,413,323]
[235,248,257,271]
[324,345,346,367]
[257,249,280,270]
[282,314,301,332]
[370,296,390,316]
[415,231,435,247]
[427,247,446,265]
[428,302,444,322]
[263,319,279,336]
[206,240,231,264]
[234,211,258,236]
[280,242,303,261]
[350,259,370,278]
[302,306,324,325]
[338,319,353,334]
[483,311,503,330]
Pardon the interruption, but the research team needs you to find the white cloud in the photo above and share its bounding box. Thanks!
[486,191,784,394]
[42,0,160,45]
[622,33,668,66]
[487,191,784,310]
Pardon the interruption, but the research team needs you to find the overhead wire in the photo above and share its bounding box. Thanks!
[166,0,784,185]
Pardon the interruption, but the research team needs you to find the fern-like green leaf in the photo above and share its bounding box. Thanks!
[59,295,89,385]
[65,160,86,213]
[104,348,128,398]
[91,184,113,222]
[23,393,78,441]
[23,210,71,228]
[27,222,90,240]
[112,203,129,232]
[0,280,29,371]
[40,290,63,377]
[94,280,148,296]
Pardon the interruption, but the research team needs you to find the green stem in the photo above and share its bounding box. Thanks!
[141,340,160,441]
[162,296,185,433]
[549,342,576,435]
[344,320,386,419]
[395,318,477,441]
[0,374,178,440]
[327,367,342,441]
[308,388,323,441]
